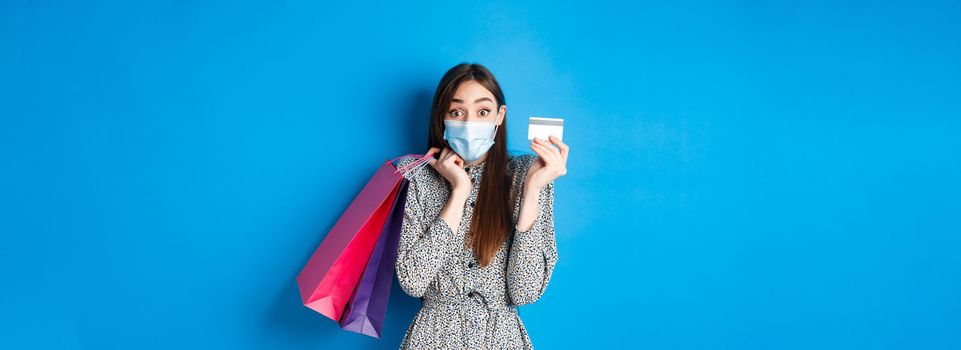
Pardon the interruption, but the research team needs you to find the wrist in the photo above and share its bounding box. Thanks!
[451,186,470,201]
[525,180,542,194]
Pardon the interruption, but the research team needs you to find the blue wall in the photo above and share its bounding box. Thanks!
[2,1,959,349]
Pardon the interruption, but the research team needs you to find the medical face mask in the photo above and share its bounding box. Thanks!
[443,119,499,162]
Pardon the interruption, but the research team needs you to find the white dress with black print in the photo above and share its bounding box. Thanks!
[393,153,558,350]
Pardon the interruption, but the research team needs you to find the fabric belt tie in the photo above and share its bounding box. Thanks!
[421,293,517,349]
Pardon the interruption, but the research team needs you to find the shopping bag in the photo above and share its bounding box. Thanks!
[296,153,433,322]
[339,180,409,338]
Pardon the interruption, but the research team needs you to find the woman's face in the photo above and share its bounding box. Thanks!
[446,80,506,125]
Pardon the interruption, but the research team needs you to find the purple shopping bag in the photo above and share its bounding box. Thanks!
[338,179,409,338]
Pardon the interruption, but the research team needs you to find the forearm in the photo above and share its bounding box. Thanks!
[515,182,541,232]
[439,187,470,234]
[395,185,469,297]
[507,180,557,305]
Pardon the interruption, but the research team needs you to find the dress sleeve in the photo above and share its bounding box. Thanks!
[507,155,559,306]
[394,171,458,298]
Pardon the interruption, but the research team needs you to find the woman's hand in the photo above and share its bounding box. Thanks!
[426,147,471,195]
[526,135,569,190]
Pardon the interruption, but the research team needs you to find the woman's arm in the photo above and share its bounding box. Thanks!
[507,164,559,306]
[515,180,543,233]
[395,176,469,298]
[439,187,471,234]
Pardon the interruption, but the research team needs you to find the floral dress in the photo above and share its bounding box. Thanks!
[392,153,558,349]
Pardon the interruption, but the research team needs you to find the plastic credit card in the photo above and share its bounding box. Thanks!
[528,117,564,141]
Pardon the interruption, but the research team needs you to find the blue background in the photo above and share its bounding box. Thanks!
[2,0,959,349]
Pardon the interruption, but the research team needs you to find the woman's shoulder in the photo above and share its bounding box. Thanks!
[394,155,449,193]
[394,156,431,182]
[508,152,538,177]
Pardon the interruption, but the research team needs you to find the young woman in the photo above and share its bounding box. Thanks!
[393,63,569,349]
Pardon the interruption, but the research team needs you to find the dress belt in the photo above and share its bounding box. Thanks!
[421,292,516,312]
[421,293,517,349]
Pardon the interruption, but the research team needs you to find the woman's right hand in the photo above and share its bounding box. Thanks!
[426,147,470,195]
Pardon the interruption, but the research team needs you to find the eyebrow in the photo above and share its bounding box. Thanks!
[451,97,494,104]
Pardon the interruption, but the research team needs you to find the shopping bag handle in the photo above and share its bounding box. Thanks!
[390,150,437,176]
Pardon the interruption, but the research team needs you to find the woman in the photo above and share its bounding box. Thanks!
[393,63,569,349]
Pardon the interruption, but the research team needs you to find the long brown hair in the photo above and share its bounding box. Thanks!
[427,63,512,267]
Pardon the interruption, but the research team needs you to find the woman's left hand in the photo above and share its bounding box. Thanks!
[527,135,569,190]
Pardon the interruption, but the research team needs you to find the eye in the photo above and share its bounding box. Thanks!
[449,109,464,117]
[479,109,490,117]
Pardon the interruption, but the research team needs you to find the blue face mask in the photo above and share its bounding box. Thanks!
[443,119,499,162]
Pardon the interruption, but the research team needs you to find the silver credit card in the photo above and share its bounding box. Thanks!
[528,117,564,141]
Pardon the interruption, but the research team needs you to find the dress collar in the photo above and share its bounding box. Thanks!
[465,159,486,179]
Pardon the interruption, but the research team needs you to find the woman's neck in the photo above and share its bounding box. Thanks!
[465,152,489,167]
